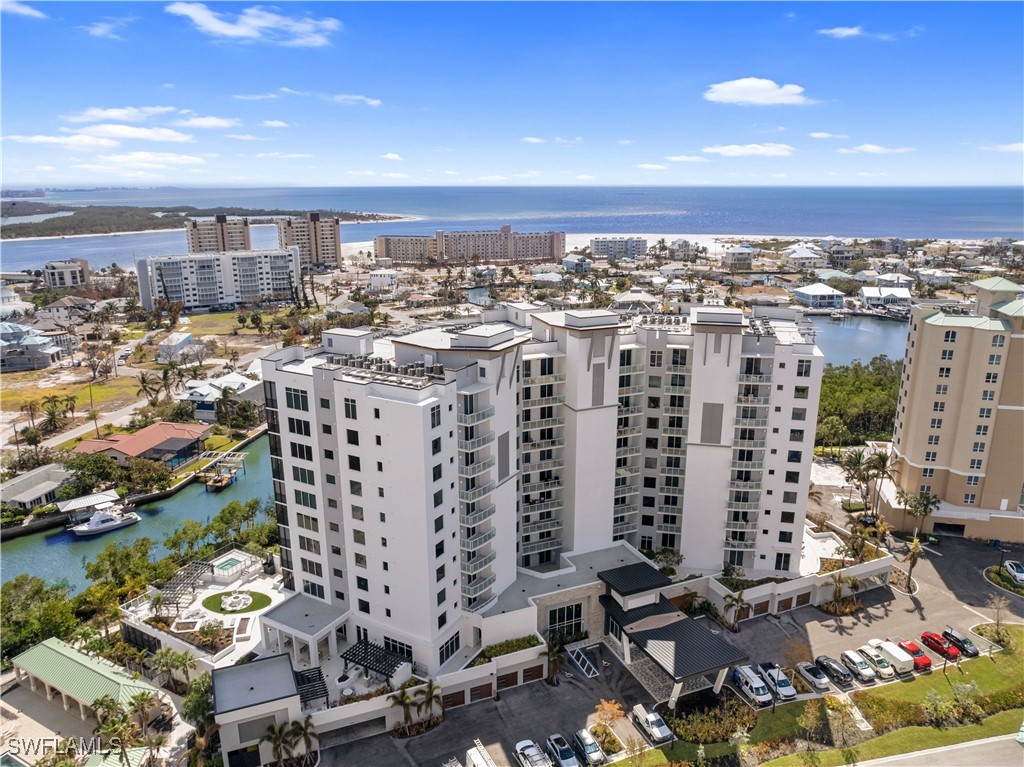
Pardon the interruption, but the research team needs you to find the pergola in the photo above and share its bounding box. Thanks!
[341,639,408,682]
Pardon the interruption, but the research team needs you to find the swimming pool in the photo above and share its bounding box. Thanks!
[2,753,31,767]
[216,557,242,571]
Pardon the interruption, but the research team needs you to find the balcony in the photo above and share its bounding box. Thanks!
[618,384,644,395]
[620,363,646,375]
[522,478,562,494]
[664,385,690,395]
[462,572,497,598]
[657,523,682,534]
[522,416,565,431]
[734,418,768,428]
[616,425,642,437]
[461,550,496,574]
[457,405,495,426]
[461,527,497,551]
[522,437,565,450]
[612,521,638,536]
[521,518,563,535]
[728,480,761,490]
[738,373,772,384]
[665,364,688,374]
[612,504,639,517]
[460,504,496,527]
[725,519,758,531]
[736,396,771,406]
[523,372,566,386]
[613,485,640,498]
[615,465,640,477]
[658,505,683,515]
[523,395,566,408]
[727,500,761,512]
[523,457,563,473]
[617,405,643,416]
[522,498,563,514]
[663,406,689,416]
[459,481,496,503]
[662,446,687,457]
[731,460,764,470]
[458,432,494,452]
[659,466,686,476]
[521,538,562,555]
[734,439,767,448]
[615,445,642,457]
[459,456,496,478]
[661,426,687,437]
[724,538,756,550]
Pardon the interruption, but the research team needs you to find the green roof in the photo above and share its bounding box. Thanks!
[993,298,1024,318]
[83,748,150,767]
[923,313,1012,330]
[12,638,161,708]
[971,276,1023,293]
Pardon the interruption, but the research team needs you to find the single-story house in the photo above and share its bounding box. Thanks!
[792,283,845,309]
[326,298,369,316]
[853,269,880,283]
[875,273,914,288]
[860,286,912,309]
[158,332,193,363]
[532,272,564,285]
[178,371,264,423]
[73,421,211,468]
[0,463,73,510]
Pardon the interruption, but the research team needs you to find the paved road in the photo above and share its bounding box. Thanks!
[858,734,1023,766]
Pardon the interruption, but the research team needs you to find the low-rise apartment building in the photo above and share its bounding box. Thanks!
[42,259,90,290]
[590,237,647,260]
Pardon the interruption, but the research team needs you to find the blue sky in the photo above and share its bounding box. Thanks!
[2,1,1022,187]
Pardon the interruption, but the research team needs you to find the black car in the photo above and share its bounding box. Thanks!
[942,628,980,658]
[815,655,853,686]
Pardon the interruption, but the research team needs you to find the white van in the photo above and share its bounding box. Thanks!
[841,649,876,682]
[732,665,773,706]
[869,639,915,676]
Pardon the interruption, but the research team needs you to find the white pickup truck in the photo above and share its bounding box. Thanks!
[631,704,672,743]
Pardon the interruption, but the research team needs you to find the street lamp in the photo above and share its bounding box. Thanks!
[998,545,1010,572]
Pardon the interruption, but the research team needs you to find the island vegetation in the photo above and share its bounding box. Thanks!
[816,355,901,448]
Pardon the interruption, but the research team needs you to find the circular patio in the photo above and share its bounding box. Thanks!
[201,590,272,614]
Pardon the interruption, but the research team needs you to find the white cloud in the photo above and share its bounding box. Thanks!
[256,152,313,159]
[554,137,582,145]
[809,131,849,139]
[233,92,278,100]
[347,170,376,176]
[74,124,195,142]
[576,174,596,180]
[3,133,119,148]
[837,144,915,154]
[80,17,136,39]
[818,26,863,38]
[665,155,711,163]
[162,83,175,89]
[97,151,206,168]
[332,94,381,107]
[433,146,455,153]
[618,139,634,146]
[164,2,341,47]
[62,106,177,123]
[702,143,795,157]
[513,171,542,178]
[261,120,289,128]
[521,137,545,144]
[978,142,1024,153]
[381,172,410,179]
[636,164,667,171]
[380,153,403,161]
[174,116,240,128]
[444,170,459,176]
[478,175,507,181]
[1,1,45,19]
[773,172,787,178]
[704,77,815,106]
[856,171,888,177]
[224,134,267,141]
[35,165,57,171]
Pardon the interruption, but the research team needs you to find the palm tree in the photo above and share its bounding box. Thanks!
[228,350,240,371]
[414,678,443,721]
[151,647,179,689]
[20,426,43,459]
[896,489,941,537]
[92,694,123,729]
[723,589,751,629]
[175,650,198,685]
[388,689,416,735]
[828,573,861,610]
[867,450,897,515]
[141,732,166,767]
[87,408,101,438]
[128,690,158,736]
[185,727,211,767]
[63,394,78,422]
[216,386,238,427]
[842,447,870,508]
[807,482,824,506]
[288,716,318,766]
[136,372,161,405]
[41,394,66,431]
[904,537,924,584]
[261,722,297,767]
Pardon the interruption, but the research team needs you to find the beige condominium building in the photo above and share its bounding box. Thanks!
[883,277,1024,541]
[42,259,90,290]
[186,214,252,253]
[374,225,565,267]
[277,213,343,270]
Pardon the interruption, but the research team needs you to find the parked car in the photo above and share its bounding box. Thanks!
[942,628,980,658]
[572,729,605,766]
[515,741,554,767]
[1003,560,1024,586]
[795,661,830,692]
[546,734,581,767]
[841,649,877,682]
[869,639,915,676]
[858,644,896,679]
[889,636,932,671]
[631,704,672,743]
[921,631,960,660]
[815,655,853,686]
[757,662,797,700]
[733,664,773,706]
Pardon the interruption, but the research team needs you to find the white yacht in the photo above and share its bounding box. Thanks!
[70,503,141,537]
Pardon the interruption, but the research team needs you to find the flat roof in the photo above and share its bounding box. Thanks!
[598,562,671,596]
[261,592,347,637]
[212,654,297,715]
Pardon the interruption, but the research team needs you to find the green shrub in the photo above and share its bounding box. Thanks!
[479,634,541,660]
[668,697,757,743]
[984,567,1024,597]
[590,723,622,755]
[851,693,927,733]
[979,681,1024,715]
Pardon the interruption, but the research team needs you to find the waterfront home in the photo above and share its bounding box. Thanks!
[158,332,193,363]
[853,269,881,283]
[72,421,211,468]
[39,295,96,323]
[0,322,63,371]
[859,286,912,309]
[562,253,592,273]
[914,268,957,286]
[367,268,398,293]
[0,284,33,319]
[792,283,845,309]
[722,243,755,271]
[875,273,914,288]
[782,244,829,269]
[0,463,73,510]
[177,371,264,423]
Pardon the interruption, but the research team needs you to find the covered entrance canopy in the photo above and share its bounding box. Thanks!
[260,593,349,669]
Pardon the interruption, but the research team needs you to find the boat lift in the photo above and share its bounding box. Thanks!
[195,450,249,492]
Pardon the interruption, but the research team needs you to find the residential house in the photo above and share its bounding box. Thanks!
[875,273,914,288]
[72,421,211,468]
[859,286,912,309]
[0,463,73,510]
[178,371,265,423]
[562,254,593,273]
[722,244,755,271]
[41,295,96,323]
[158,332,193,363]
[0,322,63,371]
[853,269,881,283]
[792,283,845,309]
[367,269,398,294]
[0,284,33,319]
[915,268,957,287]
[782,245,829,270]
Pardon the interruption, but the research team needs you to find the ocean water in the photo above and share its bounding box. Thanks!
[2,186,1020,273]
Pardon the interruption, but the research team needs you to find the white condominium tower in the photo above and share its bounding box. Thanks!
[277,213,343,270]
[373,225,565,267]
[186,214,252,253]
[260,305,822,674]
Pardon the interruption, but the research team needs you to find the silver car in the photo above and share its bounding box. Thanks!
[795,661,830,692]
[572,729,605,766]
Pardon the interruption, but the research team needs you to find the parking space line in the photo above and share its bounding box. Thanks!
[962,604,990,621]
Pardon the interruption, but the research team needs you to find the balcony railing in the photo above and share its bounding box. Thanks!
[522,417,565,430]
[612,521,638,536]
[665,364,688,374]
[657,523,683,534]
[725,519,758,531]
[658,505,683,515]
[612,504,639,517]
[461,551,497,574]
[731,460,764,470]
[728,480,761,490]
[662,446,687,457]
[662,406,689,416]
[460,504,496,527]
[738,373,772,384]
[521,518,564,535]
[459,481,496,503]
[659,466,686,476]
[613,485,640,498]
[620,363,646,375]
[661,426,687,437]
[459,456,496,478]
[462,572,497,598]
[664,385,690,395]
[457,405,495,426]
[724,538,756,550]
[522,478,563,494]
[523,457,563,473]
[521,538,562,555]
[523,372,566,386]
[616,425,642,437]
[522,437,565,450]
[736,396,771,406]
[522,498,563,514]
[734,439,767,448]
[726,501,761,512]
[615,445,642,457]
[734,418,768,428]
[617,405,643,416]
[458,432,494,452]
[617,384,644,395]
[523,395,566,408]
[615,465,640,477]
[461,527,497,551]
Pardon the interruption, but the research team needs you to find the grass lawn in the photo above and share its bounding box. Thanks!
[54,425,131,450]
[200,590,272,614]
[1,374,140,412]
[764,708,1024,766]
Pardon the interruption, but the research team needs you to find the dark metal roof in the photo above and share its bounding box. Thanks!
[629,617,748,682]
[600,593,677,628]
[294,667,329,708]
[597,562,671,596]
[341,638,408,678]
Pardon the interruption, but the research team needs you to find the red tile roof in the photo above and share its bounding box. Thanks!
[73,422,210,458]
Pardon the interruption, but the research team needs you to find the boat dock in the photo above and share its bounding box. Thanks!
[196,450,249,492]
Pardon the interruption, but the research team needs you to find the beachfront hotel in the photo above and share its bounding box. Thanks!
[259,303,824,679]
[373,225,565,267]
[186,214,252,254]
[277,212,343,270]
[136,249,302,311]
[880,277,1024,540]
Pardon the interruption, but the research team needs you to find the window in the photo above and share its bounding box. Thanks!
[344,398,357,419]
[932,402,945,412]
[943,330,957,343]
[303,580,324,599]
[431,437,442,455]
[378,487,384,498]
[384,637,413,660]
[940,350,954,361]
[296,513,318,532]
[985,372,999,384]
[349,480,362,496]
[935,384,948,395]
[320,397,331,409]
[285,387,309,411]
[380,537,387,548]
[432,464,443,481]
[982,390,995,401]
[433,489,443,508]
[326,474,336,484]
[291,441,312,460]
[789,429,804,442]
[796,360,812,377]
[989,354,1002,365]
[787,450,802,463]
[646,417,659,430]
[287,417,311,436]
[430,404,441,428]
[348,455,361,471]
[331,546,341,556]
[352,530,365,545]
[346,429,359,446]
[783,491,798,504]
[784,471,800,484]
[963,493,977,505]
[979,407,992,419]
[324,449,334,460]
[300,558,322,577]
[938,367,951,378]
[292,466,315,485]
[779,531,793,543]
[966,475,980,486]
[794,386,809,400]
[647,396,660,409]
[969,459,983,470]
[780,511,795,524]
[992,334,1005,348]
[298,535,320,555]
[922,468,934,478]
[436,588,446,606]
[434,515,444,533]
[972,442,986,453]
[436,564,445,582]
[354,553,367,568]
[435,540,444,558]
[358,599,370,614]
[548,603,584,638]
[351,505,364,520]
[437,612,447,629]
[775,553,791,571]
[649,350,663,367]
[924,451,936,462]
[648,376,661,388]
[439,633,461,666]
[976,425,989,436]
[927,435,939,445]
[919,485,932,494]
[930,418,943,429]
[356,576,368,591]
[294,489,317,508]
[792,408,807,421]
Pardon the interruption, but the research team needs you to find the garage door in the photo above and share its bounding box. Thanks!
[777,597,793,613]
[442,690,465,709]
[497,671,518,690]
[933,523,965,537]
[753,600,769,616]
[522,665,544,682]
[470,683,493,702]
[796,591,811,607]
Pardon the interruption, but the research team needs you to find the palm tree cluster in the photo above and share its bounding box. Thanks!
[149,646,199,689]
[20,394,79,435]
[260,716,319,767]
[840,447,898,517]
[92,691,168,767]
[388,678,444,736]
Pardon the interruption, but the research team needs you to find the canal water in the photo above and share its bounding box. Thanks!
[0,436,272,593]
[806,315,909,366]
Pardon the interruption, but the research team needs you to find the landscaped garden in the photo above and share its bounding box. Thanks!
[201,590,272,614]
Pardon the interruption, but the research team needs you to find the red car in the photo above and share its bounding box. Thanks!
[921,631,960,660]
[889,635,932,671]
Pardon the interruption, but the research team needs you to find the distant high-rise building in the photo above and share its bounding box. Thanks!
[186,214,252,253]
[42,259,90,290]
[374,225,565,267]
[277,213,343,270]
[884,277,1023,540]
[590,237,648,260]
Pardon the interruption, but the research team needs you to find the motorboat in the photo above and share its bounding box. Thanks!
[70,503,141,537]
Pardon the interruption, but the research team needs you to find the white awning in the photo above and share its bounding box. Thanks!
[57,489,120,513]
